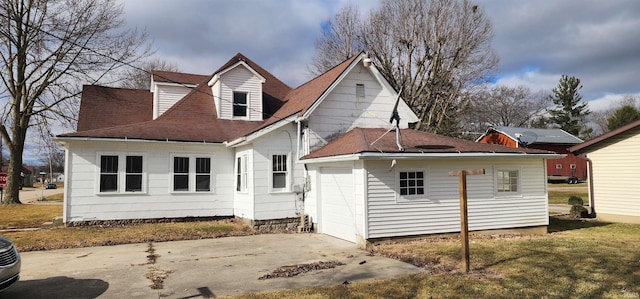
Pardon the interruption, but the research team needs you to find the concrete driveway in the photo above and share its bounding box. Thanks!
[0,234,424,298]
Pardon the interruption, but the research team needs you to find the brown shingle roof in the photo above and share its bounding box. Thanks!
[152,70,208,85]
[303,128,554,159]
[62,77,261,143]
[76,85,152,132]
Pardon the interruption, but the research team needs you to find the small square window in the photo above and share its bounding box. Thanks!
[570,164,577,169]
[497,170,518,193]
[556,164,562,169]
[399,171,425,196]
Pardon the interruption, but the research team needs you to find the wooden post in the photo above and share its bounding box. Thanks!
[449,169,485,273]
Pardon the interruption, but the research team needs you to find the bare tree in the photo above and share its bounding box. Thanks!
[0,0,150,204]
[589,95,640,136]
[460,85,549,136]
[119,58,180,90]
[311,0,498,135]
[309,4,364,76]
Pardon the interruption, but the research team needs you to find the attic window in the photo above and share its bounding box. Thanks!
[233,92,247,117]
[356,84,365,103]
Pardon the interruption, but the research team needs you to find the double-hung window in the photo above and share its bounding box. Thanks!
[196,157,211,192]
[496,169,519,193]
[125,156,143,192]
[100,155,118,192]
[271,154,289,191]
[233,92,248,117]
[171,155,213,192]
[173,157,190,191]
[98,153,145,194]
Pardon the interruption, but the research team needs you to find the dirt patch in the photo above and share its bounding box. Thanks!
[258,261,345,280]
[146,267,172,289]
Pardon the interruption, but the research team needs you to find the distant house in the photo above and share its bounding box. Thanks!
[1,164,33,187]
[570,120,640,224]
[56,52,559,246]
[477,126,587,182]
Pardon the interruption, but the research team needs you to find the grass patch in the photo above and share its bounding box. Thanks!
[0,204,63,229]
[42,193,63,202]
[548,188,588,205]
[5,219,255,252]
[233,217,640,298]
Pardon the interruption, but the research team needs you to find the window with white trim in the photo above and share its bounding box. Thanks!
[196,158,211,192]
[271,154,289,191]
[98,153,146,194]
[236,155,247,192]
[496,170,519,193]
[125,156,143,192]
[100,155,118,192]
[170,155,214,193]
[173,157,189,191]
[398,170,425,197]
[233,92,247,117]
[570,164,577,169]
[556,164,562,169]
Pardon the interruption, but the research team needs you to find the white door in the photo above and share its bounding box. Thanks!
[320,167,355,242]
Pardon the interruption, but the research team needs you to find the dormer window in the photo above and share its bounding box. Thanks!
[233,92,248,117]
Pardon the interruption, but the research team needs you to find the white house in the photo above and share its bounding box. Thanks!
[57,52,559,247]
[570,120,640,224]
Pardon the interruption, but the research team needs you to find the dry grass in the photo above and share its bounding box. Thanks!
[231,217,640,298]
[0,204,63,229]
[5,219,255,252]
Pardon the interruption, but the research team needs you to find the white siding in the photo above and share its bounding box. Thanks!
[251,124,303,220]
[588,132,640,217]
[307,66,415,151]
[153,84,193,118]
[365,158,548,239]
[218,66,263,121]
[63,140,234,223]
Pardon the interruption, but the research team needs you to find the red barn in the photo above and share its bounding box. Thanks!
[477,126,587,183]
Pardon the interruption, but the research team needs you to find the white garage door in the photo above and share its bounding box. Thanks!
[320,167,355,242]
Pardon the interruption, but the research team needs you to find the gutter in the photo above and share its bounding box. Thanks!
[54,136,226,147]
[299,152,563,164]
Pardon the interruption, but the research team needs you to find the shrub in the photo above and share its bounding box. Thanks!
[567,195,584,206]
[570,204,589,218]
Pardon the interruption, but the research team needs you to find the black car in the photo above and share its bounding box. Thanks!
[45,183,57,189]
[0,235,20,292]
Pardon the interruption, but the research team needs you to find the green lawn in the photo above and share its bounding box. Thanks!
[547,184,588,205]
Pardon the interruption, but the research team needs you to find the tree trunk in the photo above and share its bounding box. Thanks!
[3,152,23,204]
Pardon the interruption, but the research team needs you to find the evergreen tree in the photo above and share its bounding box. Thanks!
[607,105,640,131]
[548,75,591,138]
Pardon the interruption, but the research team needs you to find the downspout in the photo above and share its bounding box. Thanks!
[580,154,596,217]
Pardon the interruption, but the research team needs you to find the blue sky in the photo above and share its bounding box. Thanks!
[29,0,640,164]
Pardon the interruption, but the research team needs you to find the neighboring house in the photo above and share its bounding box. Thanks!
[56,173,65,183]
[570,120,640,224]
[1,164,33,187]
[57,52,559,247]
[476,126,587,182]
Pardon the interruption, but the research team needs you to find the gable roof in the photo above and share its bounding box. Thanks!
[570,119,640,154]
[478,126,583,145]
[303,128,556,161]
[76,85,152,132]
[245,53,363,136]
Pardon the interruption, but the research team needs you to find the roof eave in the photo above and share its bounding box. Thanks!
[300,151,563,164]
